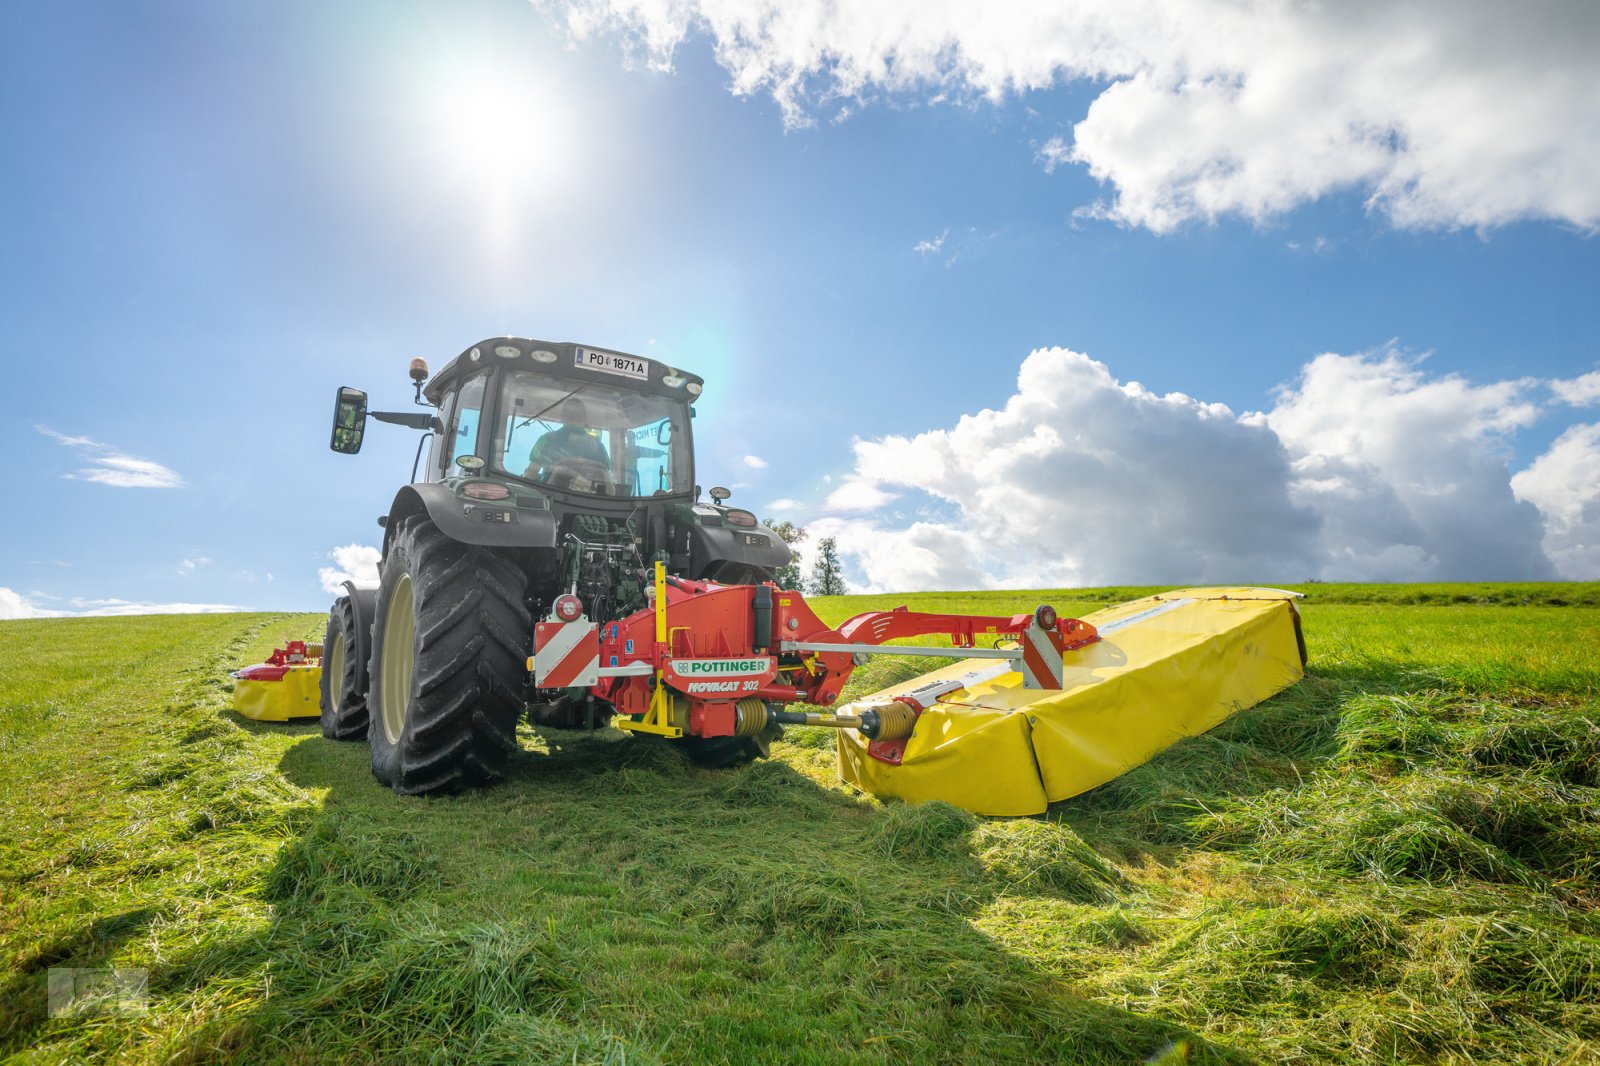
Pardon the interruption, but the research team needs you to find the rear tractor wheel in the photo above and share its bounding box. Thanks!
[319,596,368,741]
[366,516,531,794]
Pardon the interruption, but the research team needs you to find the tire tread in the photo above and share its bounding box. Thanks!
[369,515,530,793]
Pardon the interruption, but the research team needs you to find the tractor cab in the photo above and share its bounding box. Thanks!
[419,339,699,506]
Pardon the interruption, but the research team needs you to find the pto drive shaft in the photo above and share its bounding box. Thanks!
[749,699,919,741]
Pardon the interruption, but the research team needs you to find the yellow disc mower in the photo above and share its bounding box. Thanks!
[231,640,323,722]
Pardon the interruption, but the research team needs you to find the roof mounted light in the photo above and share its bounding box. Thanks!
[494,345,521,359]
[662,372,686,388]
[456,455,485,472]
[685,381,702,397]
[530,349,558,363]
[468,347,482,362]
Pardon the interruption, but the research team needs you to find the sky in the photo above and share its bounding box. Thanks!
[2,0,1598,617]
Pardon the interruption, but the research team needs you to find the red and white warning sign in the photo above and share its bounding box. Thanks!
[1017,623,1066,690]
[533,620,600,688]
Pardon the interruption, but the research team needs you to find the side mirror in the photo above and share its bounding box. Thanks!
[656,419,673,445]
[330,386,368,454]
[709,485,732,503]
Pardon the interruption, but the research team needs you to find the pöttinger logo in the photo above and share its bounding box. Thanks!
[677,659,767,675]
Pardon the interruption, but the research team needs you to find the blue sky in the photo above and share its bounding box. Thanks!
[3,0,1598,615]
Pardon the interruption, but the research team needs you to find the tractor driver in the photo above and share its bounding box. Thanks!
[525,396,611,489]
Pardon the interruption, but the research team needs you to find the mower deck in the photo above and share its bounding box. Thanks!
[836,588,1306,815]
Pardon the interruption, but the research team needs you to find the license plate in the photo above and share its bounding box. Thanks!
[575,347,649,380]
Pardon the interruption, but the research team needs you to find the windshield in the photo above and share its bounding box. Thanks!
[493,369,692,497]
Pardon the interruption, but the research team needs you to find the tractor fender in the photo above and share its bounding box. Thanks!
[685,520,794,578]
[381,483,558,557]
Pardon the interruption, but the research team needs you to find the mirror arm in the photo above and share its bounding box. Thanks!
[371,410,436,430]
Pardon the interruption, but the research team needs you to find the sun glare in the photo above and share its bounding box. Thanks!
[425,68,577,254]
[437,73,561,167]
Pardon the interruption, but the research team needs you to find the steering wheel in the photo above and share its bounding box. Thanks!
[535,457,617,495]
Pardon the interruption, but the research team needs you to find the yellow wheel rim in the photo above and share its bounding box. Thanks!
[327,628,345,708]
[380,573,415,744]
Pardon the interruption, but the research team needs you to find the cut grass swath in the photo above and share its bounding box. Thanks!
[1,586,1597,1063]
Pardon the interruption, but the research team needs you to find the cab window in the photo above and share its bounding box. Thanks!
[444,374,487,475]
[425,389,457,481]
[492,370,690,496]
[629,417,676,496]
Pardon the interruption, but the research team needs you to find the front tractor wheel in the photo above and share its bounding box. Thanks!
[366,516,531,794]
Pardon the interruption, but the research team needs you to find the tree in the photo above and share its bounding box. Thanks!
[764,519,807,591]
[808,536,847,596]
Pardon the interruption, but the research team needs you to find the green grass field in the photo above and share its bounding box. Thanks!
[2,584,1598,1064]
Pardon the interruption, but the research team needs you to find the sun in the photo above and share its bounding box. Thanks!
[436,71,563,168]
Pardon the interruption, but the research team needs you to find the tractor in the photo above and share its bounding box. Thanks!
[322,337,793,792]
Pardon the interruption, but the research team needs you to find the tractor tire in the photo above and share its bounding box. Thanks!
[678,722,784,770]
[319,597,369,740]
[366,515,531,794]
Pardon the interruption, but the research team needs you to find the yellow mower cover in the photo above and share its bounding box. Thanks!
[231,641,323,722]
[836,588,1306,816]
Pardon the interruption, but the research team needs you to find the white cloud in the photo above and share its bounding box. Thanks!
[809,516,1008,594]
[913,229,948,255]
[1287,237,1334,254]
[38,426,184,489]
[743,454,768,469]
[37,429,101,448]
[834,347,1320,590]
[72,456,185,489]
[64,597,243,616]
[1034,137,1071,174]
[1265,349,1551,581]
[0,588,65,620]
[178,557,212,575]
[1512,422,1600,579]
[0,588,241,620]
[801,345,1580,592]
[822,478,899,513]
[766,497,799,511]
[549,0,1600,232]
[1551,370,1600,407]
[319,544,382,594]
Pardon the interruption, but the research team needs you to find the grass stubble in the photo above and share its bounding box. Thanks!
[0,584,1596,1063]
